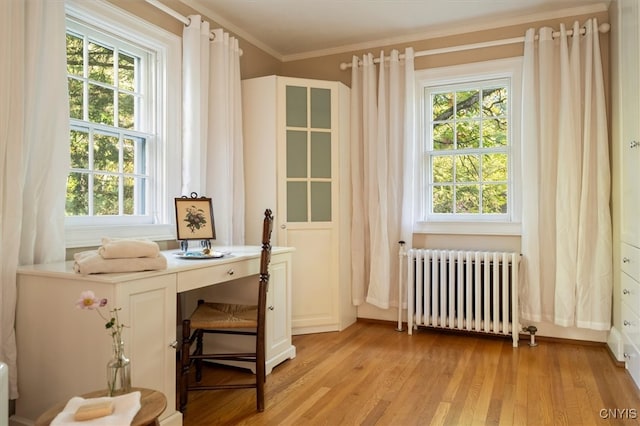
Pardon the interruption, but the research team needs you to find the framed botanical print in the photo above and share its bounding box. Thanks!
[174,194,216,241]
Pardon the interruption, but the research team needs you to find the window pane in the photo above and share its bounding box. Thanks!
[118,92,134,129]
[286,85,307,127]
[123,176,134,215]
[310,132,331,178]
[482,118,507,147]
[70,129,89,169]
[433,122,454,150]
[66,172,89,215]
[455,155,479,182]
[433,185,453,213]
[94,133,119,172]
[456,184,479,213]
[432,92,453,120]
[482,153,507,181]
[94,174,119,215]
[311,182,331,221]
[456,120,479,149]
[310,88,331,129]
[432,155,453,183]
[66,33,83,76]
[287,130,307,178]
[456,90,479,118]
[68,78,84,120]
[88,83,114,125]
[118,52,135,91]
[88,41,113,85]
[123,137,135,173]
[482,184,507,214]
[482,87,507,117]
[287,181,307,222]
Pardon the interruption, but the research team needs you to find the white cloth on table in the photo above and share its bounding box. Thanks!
[73,250,167,275]
[98,238,160,259]
[50,391,141,426]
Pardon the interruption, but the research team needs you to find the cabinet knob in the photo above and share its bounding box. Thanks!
[623,257,631,263]
[280,224,286,229]
[169,340,178,349]
[624,320,632,327]
[227,269,235,276]
[624,352,630,359]
[623,289,631,295]
[631,140,640,149]
[268,305,275,311]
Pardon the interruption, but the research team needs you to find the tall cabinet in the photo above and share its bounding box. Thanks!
[612,0,640,389]
[242,76,357,334]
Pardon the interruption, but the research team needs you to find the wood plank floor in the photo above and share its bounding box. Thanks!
[180,320,640,425]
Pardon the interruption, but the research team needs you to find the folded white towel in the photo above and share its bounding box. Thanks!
[98,238,160,259]
[50,391,141,426]
[74,251,167,275]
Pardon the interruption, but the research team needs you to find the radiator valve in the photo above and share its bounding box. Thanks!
[522,325,538,347]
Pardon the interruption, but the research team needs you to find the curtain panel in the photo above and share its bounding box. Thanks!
[350,48,415,309]
[0,0,69,398]
[520,18,612,330]
[182,19,245,245]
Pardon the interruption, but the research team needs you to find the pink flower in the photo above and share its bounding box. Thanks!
[76,291,101,310]
[76,291,126,344]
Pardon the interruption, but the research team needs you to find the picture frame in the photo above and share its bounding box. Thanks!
[174,195,216,241]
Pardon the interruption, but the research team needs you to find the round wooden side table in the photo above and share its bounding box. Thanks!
[35,387,166,426]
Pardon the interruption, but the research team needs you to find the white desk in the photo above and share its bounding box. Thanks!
[14,246,296,426]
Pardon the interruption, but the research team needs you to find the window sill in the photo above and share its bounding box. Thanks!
[65,224,176,248]
[414,221,521,236]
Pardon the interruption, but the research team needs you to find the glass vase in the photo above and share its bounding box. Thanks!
[107,340,131,396]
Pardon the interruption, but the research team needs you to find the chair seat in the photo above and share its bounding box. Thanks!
[189,302,258,329]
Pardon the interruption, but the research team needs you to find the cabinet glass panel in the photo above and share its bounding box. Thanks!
[287,182,308,222]
[287,130,307,178]
[310,87,331,129]
[311,182,331,221]
[286,85,307,127]
[311,132,331,178]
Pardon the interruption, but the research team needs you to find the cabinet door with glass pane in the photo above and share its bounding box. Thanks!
[277,78,343,333]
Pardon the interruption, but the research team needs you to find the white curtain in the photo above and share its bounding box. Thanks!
[521,19,612,330]
[1,0,69,398]
[350,48,415,309]
[182,18,245,245]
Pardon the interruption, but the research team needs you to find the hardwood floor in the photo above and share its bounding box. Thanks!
[181,320,640,425]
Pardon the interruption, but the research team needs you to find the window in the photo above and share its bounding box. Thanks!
[65,0,181,247]
[416,58,522,235]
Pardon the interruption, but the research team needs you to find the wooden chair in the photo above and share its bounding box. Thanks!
[179,209,273,413]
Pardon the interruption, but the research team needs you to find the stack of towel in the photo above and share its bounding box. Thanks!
[73,238,167,275]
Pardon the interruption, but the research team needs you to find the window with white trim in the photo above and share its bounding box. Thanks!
[64,0,181,247]
[416,58,522,235]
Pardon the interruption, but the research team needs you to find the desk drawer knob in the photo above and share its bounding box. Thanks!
[227,269,235,276]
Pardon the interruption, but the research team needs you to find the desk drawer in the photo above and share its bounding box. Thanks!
[622,242,640,282]
[177,258,260,293]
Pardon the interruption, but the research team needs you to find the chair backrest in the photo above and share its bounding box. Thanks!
[256,209,273,351]
[259,209,274,286]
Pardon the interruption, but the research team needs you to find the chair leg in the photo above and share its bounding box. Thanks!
[179,320,191,412]
[195,329,203,382]
[256,338,266,412]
